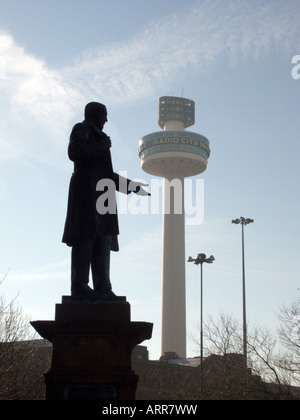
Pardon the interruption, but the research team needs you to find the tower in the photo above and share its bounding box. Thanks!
[138,96,211,358]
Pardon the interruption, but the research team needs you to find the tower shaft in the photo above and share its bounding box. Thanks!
[138,96,210,360]
[161,175,186,358]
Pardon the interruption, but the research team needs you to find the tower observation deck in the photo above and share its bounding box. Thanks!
[138,96,211,358]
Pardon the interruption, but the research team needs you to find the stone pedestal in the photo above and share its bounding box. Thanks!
[31,298,153,400]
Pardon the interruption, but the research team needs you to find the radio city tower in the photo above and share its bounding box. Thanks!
[138,96,211,358]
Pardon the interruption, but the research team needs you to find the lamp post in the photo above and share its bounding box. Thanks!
[187,253,215,394]
[232,217,254,370]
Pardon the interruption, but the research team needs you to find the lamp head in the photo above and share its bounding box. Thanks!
[197,253,206,260]
[245,218,254,224]
[232,217,254,225]
[232,219,240,224]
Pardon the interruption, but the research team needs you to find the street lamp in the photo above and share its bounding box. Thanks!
[232,217,254,370]
[187,253,215,393]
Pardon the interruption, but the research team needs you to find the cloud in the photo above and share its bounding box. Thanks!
[0,32,79,120]
[4,259,70,283]
[64,0,300,104]
[0,0,299,163]
[0,32,81,164]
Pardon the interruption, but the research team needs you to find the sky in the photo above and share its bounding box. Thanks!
[0,0,299,360]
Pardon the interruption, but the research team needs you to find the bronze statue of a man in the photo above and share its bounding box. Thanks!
[62,102,148,301]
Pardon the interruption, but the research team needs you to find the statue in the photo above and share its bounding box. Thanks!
[62,102,149,302]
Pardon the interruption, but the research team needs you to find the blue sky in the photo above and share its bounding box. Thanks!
[0,0,299,360]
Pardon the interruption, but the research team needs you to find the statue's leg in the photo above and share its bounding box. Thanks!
[91,236,126,302]
[71,236,94,295]
[91,235,112,294]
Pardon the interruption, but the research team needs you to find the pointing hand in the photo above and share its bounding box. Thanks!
[130,181,151,196]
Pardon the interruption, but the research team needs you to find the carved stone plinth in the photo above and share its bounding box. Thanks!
[31,298,153,400]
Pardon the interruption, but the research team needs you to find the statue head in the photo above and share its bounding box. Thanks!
[84,102,107,130]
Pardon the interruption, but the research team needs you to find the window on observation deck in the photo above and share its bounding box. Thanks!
[158,96,195,129]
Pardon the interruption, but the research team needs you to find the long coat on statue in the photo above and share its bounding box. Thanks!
[62,121,127,251]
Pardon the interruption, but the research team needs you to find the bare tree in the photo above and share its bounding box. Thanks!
[247,326,291,393]
[277,295,300,386]
[202,312,243,356]
[0,274,50,399]
[191,312,300,399]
